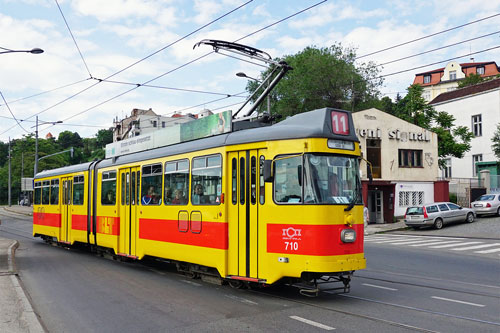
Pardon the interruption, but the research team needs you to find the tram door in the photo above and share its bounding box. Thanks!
[227,149,262,279]
[60,177,72,243]
[118,167,140,256]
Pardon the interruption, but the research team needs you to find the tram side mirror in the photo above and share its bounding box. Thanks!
[263,160,273,182]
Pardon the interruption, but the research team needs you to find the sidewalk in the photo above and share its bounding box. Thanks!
[2,205,33,216]
[0,237,43,332]
[365,219,407,235]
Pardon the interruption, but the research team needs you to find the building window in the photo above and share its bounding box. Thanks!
[423,75,431,84]
[449,70,456,80]
[472,154,482,176]
[398,149,423,168]
[152,120,157,128]
[476,66,485,75]
[162,121,166,128]
[399,191,424,207]
[443,158,452,178]
[471,114,482,137]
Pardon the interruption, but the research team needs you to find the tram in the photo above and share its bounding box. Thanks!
[33,107,365,293]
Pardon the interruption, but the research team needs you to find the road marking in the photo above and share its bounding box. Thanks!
[225,295,258,305]
[289,316,335,330]
[475,248,500,254]
[362,283,398,291]
[431,296,485,307]
[428,242,482,249]
[408,240,462,247]
[181,280,201,287]
[451,243,500,251]
[384,239,448,245]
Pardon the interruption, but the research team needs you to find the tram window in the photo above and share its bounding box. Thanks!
[164,159,189,205]
[136,171,140,205]
[192,155,222,205]
[131,172,136,205]
[42,180,50,205]
[141,163,162,205]
[231,158,237,205]
[251,156,256,205]
[73,176,84,205]
[274,156,302,204]
[34,182,41,205]
[259,155,265,204]
[50,179,59,205]
[240,157,245,205]
[101,171,116,205]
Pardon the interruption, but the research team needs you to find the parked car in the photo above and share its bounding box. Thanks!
[470,193,500,217]
[404,202,475,230]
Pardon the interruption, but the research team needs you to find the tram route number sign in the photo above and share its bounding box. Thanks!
[331,111,350,136]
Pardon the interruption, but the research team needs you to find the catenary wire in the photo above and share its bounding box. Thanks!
[1,0,254,137]
[49,1,327,125]
[0,78,92,108]
[0,115,106,128]
[0,91,30,133]
[356,12,500,59]
[55,0,92,77]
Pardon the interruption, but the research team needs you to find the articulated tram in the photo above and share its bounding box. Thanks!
[33,108,365,292]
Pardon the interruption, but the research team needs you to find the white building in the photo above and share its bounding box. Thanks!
[353,109,443,221]
[429,78,500,178]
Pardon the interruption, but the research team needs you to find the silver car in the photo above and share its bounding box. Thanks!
[470,193,500,217]
[404,202,475,230]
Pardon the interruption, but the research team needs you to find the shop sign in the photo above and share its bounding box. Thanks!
[356,128,431,142]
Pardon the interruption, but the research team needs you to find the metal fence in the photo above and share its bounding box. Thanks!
[446,178,481,207]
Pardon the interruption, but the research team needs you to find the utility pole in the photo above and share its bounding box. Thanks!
[21,152,24,205]
[8,137,11,207]
[34,115,38,175]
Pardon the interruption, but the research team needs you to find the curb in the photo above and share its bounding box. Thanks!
[2,207,33,217]
[7,240,45,333]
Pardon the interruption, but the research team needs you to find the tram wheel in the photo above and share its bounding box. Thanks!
[228,280,244,289]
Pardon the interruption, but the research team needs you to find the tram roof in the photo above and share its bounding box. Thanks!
[36,108,358,178]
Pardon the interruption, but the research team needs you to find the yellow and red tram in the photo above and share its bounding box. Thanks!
[33,107,366,291]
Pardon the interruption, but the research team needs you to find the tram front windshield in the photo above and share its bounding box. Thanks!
[274,153,362,205]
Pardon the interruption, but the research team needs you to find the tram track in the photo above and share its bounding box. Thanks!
[356,273,500,299]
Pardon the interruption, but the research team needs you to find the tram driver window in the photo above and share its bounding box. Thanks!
[34,182,42,205]
[101,171,117,205]
[42,181,50,205]
[141,164,162,205]
[274,156,302,204]
[191,155,222,205]
[164,160,189,205]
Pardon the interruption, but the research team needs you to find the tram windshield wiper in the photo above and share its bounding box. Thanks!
[344,174,360,212]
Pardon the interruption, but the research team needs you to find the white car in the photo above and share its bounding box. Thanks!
[470,193,500,217]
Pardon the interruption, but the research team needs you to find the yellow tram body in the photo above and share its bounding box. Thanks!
[34,108,366,287]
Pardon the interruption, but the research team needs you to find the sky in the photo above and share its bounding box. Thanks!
[1,0,500,142]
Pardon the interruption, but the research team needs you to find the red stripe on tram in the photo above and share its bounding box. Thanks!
[139,218,228,250]
[33,212,61,227]
[267,223,364,256]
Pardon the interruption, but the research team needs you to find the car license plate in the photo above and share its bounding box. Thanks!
[411,216,420,219]
[474,204,482,207]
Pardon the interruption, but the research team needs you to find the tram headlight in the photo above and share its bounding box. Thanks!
[341,229,356,243]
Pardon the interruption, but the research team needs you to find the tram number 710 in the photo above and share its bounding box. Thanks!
[285,241,299,251]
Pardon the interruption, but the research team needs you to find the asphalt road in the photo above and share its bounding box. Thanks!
[1,209,499,332]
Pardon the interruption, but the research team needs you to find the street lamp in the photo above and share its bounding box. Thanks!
[0,47,44,55]
[32,116,63,175]
[236,72,271,115]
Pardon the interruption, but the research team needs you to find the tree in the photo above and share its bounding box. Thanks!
[457,73,484,88]
[394,85,473,168]
[492,123,500,160]
[95,129,113,148]
[246,44,383,118]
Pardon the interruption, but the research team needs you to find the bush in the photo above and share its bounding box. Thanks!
[449,193,457,203]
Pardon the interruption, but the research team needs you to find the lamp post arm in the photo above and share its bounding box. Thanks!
[38,147,74,162]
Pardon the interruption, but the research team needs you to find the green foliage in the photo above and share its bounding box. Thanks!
[246,44,383,118]
[0,128,112,204]
[457,73,484,88]
[375,85,473,168]
[492,123,500,160]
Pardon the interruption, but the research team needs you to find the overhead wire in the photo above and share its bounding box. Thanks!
[55,0,92,78]
[0,91,30,133]
[55,0,328,126]
[356,12,500,59]
[1,0,254,137]
[0,115,106,128]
